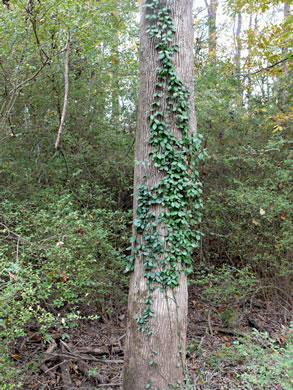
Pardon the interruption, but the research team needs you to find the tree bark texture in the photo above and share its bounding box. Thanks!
[123,1,196,389]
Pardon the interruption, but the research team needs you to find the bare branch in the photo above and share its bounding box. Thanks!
[241,56,292,77]
[55,35,70,149]
[14,59,50,91]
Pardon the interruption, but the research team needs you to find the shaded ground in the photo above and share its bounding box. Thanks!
[4,284,292,390]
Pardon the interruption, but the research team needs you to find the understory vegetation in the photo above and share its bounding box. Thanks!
[0,0,292,388]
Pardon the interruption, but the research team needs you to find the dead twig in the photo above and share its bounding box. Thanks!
[43,361,64,374]
[0,222,29,243]
[208,309,214,336]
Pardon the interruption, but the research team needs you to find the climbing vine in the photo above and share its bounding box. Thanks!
[126,0,204,385]
[126,0,204,332]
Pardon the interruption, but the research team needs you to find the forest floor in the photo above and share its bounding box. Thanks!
[7,284,292,390]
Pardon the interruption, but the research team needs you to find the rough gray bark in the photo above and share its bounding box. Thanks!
[122,1,196,389]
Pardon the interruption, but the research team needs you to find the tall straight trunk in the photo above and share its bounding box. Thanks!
[234,12,243,104]
[284,2,290,19]
[205,0,217,62]
[234,13,242,74]
[123,1,196,389]
[281,2,291,103]
[111,31,121,127]
[246,13,253,104]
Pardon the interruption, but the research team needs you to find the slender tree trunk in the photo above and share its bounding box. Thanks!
[284,2,290,19]
[123,1,196,389]
[281,2,291,103]
[111,31,121,127]
[234,12,243,103]
[234,13,242,74]
[246,13,253,104]
[204,0,217,62]
[55,35,70,149]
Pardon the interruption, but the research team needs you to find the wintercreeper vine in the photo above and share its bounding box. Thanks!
[126,0,204,346]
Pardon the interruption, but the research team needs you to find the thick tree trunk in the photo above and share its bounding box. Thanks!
[123,1,196,389]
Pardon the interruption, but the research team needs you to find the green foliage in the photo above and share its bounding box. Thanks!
[0,190,130,385]
[0,0,137,385]
[0,346,24,389]
[192,265,258,326]
[203,327,293,389]
[194,56,292,287]
[0,190,129,334]
[0,0,292,387]
[200,134,292,283]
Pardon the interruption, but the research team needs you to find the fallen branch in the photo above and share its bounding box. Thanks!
[60,343,74,390]
[41,339,57,364]
[39,340,58,378]
[214,327,247,337]
[75,346,110,355]
[44,351,123,364]
[39,363,56,379]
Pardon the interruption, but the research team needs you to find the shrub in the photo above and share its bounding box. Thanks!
[0,191,130,343]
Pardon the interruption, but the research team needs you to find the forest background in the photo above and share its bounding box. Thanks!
[0,0,292,389]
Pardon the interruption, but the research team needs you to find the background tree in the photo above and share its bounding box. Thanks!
[204,0,217,62]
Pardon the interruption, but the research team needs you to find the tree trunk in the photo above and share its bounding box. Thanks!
[281,2,291,103]
[234,13,242,74]
[111,31,121,127]
[205,0,217,62]
[284,2,290,19]
[245,13,253,104]
[234,12,243,104]
[123,0,197,389]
